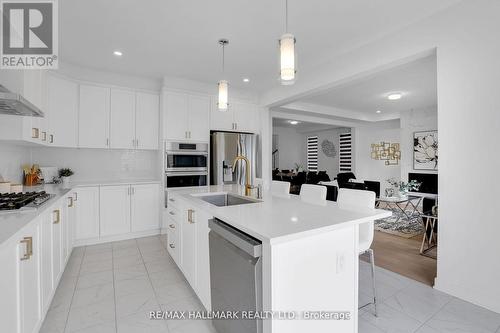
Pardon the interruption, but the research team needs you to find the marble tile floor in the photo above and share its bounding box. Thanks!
[41,235,500,333]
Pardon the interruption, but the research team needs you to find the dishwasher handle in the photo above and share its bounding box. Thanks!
[209,218,262,258]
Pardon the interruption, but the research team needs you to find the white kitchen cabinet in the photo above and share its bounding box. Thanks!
[131,183,160,232]
[164,91,189,141]
[100,185,131,237]
[46,74,79,147]
[18,221,41,333]
[51,206,63,285]
[181,206,196,287]
[0,237,19,333]
[210,98,260,133]
[187,94,211,142]
[110,89,136,149]
[40,210,54,312]
[79,84,110,148]
[75,186,100,241]
[195,209,212,310]
[136,92,160,150]
[164,91,210,142]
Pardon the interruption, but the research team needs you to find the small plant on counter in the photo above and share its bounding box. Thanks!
[58,168,74,177]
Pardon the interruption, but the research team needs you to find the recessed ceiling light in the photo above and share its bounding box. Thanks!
[289,120,299,125]
[376,110,382,114]
[387,93,402,100]
[243,78,250,83]
[113,50,123,57]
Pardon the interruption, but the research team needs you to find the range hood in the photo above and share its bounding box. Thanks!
[0,85,45,117]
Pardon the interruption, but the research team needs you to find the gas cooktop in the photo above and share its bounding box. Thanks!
[0,191,55,213]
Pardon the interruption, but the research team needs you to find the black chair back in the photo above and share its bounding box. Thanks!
[364,181,380,198]
[336,172,356,185]
[306,171,318,184]
[317,171,330,182]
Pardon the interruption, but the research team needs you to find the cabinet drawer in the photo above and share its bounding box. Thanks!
[166,206,181,223]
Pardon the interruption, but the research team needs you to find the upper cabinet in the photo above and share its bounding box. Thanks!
[79,84,111,149]
[110,89,136,149]
[163,90,210,142]
[135,92,160,150]
[210,98,260,133]
[46,74,79,147]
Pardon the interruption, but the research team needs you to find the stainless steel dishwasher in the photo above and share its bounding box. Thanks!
[209,218,263,333]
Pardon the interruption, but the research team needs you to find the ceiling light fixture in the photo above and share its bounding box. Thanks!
[217,39,229,111]
[243,78,250,83]
[387,93,402,100]
[376,110,381,114]
[289,120,299,125]
[113,50,123,57]
[279,0,296,85]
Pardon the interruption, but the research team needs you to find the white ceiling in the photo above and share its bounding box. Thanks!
[273,117,341,133]
[299,55,437,118]
[59,0,459,92]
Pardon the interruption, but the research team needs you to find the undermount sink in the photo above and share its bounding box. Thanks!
[195,193,260,207]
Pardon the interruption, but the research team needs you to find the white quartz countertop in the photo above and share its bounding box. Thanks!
[168,185,392,244]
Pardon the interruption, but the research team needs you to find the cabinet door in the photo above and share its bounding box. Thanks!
[131,183,159,232]
[67,193,77,256]
[75,187,100,241]
[181,207,196,288]
[210,97,234,131]
[195,210,212,310]
[79,84,110,148]
[136,92,159,150]
[188,94,210,142]
[0,238,19,333]
[233,101,259,133]
[51,207,63,285]
[110,89,136,149]
[18,222,41,333]
[40,211,53,313]
[164,91,189,141]
[47,75,78,147]
[100,185,131,237]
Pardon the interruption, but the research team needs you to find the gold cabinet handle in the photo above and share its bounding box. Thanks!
[41,131,47,141]
[20,237,33,260]
[49,134,54,143]
[68,197,74,208]
[169,224,175,229]
[169,244,175,249]
[74,192,78,201]
[53,209,60,224]
[169,198,175,202]
[168,211,175,216]
[32,128,39,139]
[187,209,195,223]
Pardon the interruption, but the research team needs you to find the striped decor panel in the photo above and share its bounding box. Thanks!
[307,136,318,172]
[339,132,352,172]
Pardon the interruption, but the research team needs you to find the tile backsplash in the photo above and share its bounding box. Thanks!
[0,142,160,184]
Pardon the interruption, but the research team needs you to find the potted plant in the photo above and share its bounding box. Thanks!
[387,178,421,197]
[59,168,74,186]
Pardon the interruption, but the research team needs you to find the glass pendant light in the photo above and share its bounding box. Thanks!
[218,39,229,111]
[280,0,296,85]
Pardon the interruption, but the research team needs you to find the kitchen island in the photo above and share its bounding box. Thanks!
[166,185,391,333]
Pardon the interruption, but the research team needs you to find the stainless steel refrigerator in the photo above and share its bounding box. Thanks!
[210,132,259,186]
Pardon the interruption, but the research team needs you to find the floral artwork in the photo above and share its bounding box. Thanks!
[413,131,438,170]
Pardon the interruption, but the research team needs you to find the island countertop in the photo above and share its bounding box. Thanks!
[167,185,392,244]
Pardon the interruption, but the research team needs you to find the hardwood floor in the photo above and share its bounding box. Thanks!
[366,230,437,286]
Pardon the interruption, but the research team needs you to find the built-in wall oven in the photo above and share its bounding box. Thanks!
[165,141,208,188]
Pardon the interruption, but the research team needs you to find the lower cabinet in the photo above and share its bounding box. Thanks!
[131,184,160,232]
[166,194,211,310]
[75,186,100,241]
[100,185,131,237]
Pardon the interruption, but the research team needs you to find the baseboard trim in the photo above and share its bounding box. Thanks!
[74,229,161,247]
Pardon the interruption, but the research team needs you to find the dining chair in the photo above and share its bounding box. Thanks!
[337,188,378,316]
[299,184,327,202]
[271,180,291,196]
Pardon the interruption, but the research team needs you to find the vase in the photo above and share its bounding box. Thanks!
[61,176,71,187]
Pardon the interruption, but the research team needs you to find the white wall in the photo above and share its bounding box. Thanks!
[261,0,500,313]
[400,106,438,181]
[272,126,305,170]
[0,143,31,184]
[353,120,401,194]
[30,147,159,182]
